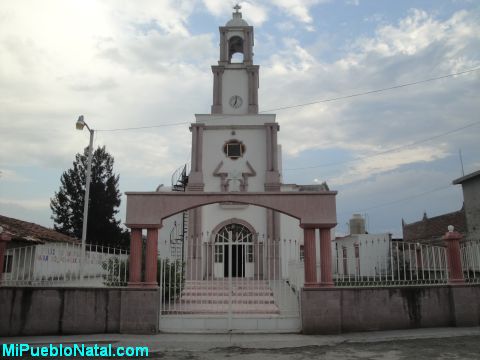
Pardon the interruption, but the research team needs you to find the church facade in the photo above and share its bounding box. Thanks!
[125,8,336,332]
[157,8,329,281]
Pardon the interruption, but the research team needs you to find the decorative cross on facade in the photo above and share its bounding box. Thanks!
[234,4,241,13]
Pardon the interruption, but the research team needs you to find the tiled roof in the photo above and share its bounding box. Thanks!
[0,215,78,244]
[402,208,467,244]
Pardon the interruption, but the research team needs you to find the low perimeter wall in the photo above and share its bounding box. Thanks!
[301,285,480,334]
[0,287,159,336]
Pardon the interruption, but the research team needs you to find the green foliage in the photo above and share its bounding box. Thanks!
[102,257,128,287]
[158,259,185,301]
[50,146,129,248]
[102,257,185,299]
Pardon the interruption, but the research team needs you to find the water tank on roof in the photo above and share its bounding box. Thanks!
[349,214,366,235]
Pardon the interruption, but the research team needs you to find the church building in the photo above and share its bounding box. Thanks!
[157,6,329,281]
[125,7,337,332]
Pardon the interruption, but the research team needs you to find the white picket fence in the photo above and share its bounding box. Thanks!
[2,242,128,287]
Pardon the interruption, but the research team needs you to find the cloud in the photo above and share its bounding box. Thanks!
[0,197,50,210]
[272,0,329,24]
[202,0,268,26]
[329,145,450,186]
[0,169,31,183]
[0,2,479,233]
[0,0,213,173]
[261,8,480,182]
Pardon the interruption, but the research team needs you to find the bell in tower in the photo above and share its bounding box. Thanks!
[211,4,259,115]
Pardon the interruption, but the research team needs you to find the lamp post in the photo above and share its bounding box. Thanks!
[76,115,94,280]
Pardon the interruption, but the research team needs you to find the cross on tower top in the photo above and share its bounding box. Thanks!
[233,4,241,13]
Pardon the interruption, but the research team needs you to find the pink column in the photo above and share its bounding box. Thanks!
[319,228,334,287]
[144,228,159,288]
[128,228,143,287]
[0,232,12,283]
[303,227,317,287]
[443,227,465,285]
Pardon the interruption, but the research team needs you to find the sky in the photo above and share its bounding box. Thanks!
[0,0,479,237]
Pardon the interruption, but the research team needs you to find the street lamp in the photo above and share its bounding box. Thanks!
[76,115,94,280]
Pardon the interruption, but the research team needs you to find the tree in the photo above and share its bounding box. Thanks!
[50,146,129,248]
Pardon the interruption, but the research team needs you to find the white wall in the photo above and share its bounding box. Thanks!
[333,233,391,277]
[202,128,267,192]
[158,212,185,259]
[221,67,248,114]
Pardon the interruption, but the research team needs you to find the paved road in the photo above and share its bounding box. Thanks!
[2,327,480,359]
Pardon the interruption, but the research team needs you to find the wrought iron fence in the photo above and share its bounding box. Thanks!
[461,239,480,284]
[333,240,449,286]
[1,243,128,287]
[158,235,300,317]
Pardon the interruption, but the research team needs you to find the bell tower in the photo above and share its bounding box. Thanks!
[211,4,259,115]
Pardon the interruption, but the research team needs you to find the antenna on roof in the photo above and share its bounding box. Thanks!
[458,148,465,176]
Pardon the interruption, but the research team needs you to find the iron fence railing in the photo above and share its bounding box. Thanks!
[159,236,300,317]
[461,239,480,284]
[1,243,128,287]
[332,240,449,287]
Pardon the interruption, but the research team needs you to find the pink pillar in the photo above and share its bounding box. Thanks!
[319,228,334,287]
[144,228,159,288]
[128,228,143,287]
[303,227,317,287]
[0,232,12,283]
[443,227,465,285]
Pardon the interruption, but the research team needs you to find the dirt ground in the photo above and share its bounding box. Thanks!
[150,335,480,360]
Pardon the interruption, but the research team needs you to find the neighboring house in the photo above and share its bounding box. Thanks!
[333,214,395,277]
[0,214,78,249]
[453,169,480,240]
[402,169,480,244]
[0,215,79,282]
[0,215,125,285]
[402,208,467,246]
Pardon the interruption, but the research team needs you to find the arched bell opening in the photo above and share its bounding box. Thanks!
[228,36,244,63]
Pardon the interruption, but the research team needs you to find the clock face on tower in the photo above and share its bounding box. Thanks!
[229,95,243,109]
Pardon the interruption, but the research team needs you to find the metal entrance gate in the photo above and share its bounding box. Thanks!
[158,227,301,333]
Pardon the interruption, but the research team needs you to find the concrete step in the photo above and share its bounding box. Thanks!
[161,303,280,315]
[165,279,280,315]
[178,296,276,304]
[182,290,274,296]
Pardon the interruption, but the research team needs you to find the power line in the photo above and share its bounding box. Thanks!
[95,66,480,132]
[284,120,480,171]
[96,122,190,132]
[339,184,453,215]
[261,66,480,113]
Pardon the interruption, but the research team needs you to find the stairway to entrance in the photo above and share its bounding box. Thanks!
[165,279,280,315]
[159,278,301,333]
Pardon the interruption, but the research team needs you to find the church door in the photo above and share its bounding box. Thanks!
[214,223,254,278]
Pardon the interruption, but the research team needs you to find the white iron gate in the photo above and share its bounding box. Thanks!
[158,229,300,333]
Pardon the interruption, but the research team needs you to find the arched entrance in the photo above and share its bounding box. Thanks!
[125,191,336,332]
[214,222,254,278]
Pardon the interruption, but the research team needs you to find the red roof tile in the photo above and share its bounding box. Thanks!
[0,215,79,244]
[402,208,467,244]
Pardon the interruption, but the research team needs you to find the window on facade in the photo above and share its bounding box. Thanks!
[215,223,253,243]
[215,245,223,263]
[247,245,253,262]
[223,139,245,160]
[299,245,304,261]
